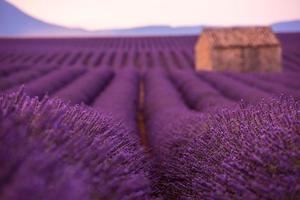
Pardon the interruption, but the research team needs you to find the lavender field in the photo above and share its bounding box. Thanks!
[0,33,300,199]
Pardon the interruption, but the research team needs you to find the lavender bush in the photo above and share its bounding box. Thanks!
[143,69,195,154]
[53,69,114,105]
[169,70,235,111]
[252,72,300,90]
[224,72,300,99]
[93,68,140,131]
[0,89,154,200]
[198,72,271,104]
[0,65,28,77]
[15,67,86,98]
[145,90,300,199]
[0,65,58,91]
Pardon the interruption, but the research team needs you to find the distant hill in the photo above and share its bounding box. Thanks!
[272,20,300,33]
[106,25,202,36]
[0,1,92,36]
[0,1,299,37]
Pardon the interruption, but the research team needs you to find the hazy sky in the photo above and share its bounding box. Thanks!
[7,0,300,30]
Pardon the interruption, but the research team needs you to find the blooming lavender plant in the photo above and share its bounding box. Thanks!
[0,65,58,91]
[93,68,140,132]
[0,89,154,200]
[143,69,196,154]
[0,64,28,77]
[224,72,300,99]
[198,72,270,104]
[145,90,300,199]
[15,67,86,98]
[53,69,114,105]
[169,70,235,112]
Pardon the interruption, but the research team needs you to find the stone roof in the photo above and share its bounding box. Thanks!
[202,27,281,48]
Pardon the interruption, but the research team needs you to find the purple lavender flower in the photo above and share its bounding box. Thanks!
[0,89,154,200]
[53,68,114,105]
[93,68,140,132]
[169,70,235,112]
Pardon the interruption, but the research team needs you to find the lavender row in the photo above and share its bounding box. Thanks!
[143,69,193,151]
[10,67,86,98]
[169,70,235,112]
[53,69,114,105]
[92,68,140,132]
[144,69,190,117]
[283,53,300,72]
[198,72,271,104]
[0,65,58,91]
[225,72,300,99]
[143,69,198,197]
[0,64,29,77]
[0,90,155,200]
[253,72,300,90]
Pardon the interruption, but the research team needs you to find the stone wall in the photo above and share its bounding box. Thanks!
[207,46,282,72]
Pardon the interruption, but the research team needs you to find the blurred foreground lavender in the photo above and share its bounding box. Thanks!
[0,89,154,200]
